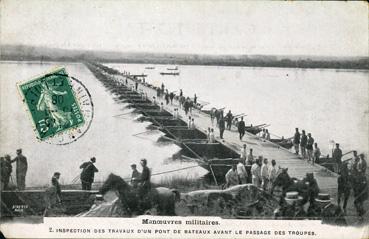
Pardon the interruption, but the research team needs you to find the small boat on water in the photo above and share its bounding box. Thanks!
[167,66,178,71]
[245,125,263,135]
[160,72,180,76]
[315,156,337,172]
[269,138,293,149]
[145,66,155,69]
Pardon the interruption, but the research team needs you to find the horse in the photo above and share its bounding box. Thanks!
[271,168,316,205]
[99,174,180,216]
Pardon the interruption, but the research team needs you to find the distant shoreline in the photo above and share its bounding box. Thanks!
[1,58,369,71]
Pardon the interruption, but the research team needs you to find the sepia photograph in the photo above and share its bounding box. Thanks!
[0,1,368,238]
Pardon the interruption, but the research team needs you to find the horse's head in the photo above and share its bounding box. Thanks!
[273,167,292,188]
[100,173,130,195]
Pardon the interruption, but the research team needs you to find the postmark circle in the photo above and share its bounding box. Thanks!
[43,76,94,145]
[18,67,94,145]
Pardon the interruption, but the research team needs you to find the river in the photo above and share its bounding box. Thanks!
[0,61,206,187]
[1,61,367,187]
[107,63,369,158]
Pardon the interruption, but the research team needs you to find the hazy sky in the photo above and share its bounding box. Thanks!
[1,0,368,56]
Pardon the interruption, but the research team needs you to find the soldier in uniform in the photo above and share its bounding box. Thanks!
[80,157,99,190]
[130,164,141,187]
[138,158,151,212]
[51,172,62,204]
[302,172,320,205]
[11,149,28,190]
[1,155,12,190]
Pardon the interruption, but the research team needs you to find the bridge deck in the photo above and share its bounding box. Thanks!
[112,73,338,192]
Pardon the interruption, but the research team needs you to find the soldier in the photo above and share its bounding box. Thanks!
[225,164,239,188]
[337,163,351,213]
[138,159,151,211]
[293,128,300,155]
[1,155,12,190]
[332,143,342,173]
[251,157,262,187]
[218,116,225,139]
[237,159,248,184]
[240,144,247,161]
[80,157,99,190]
[51,172,62,203]
[300,130,307,159]
[261,158,269,191]
[130,164,141,186]
[302,173,320,205]
[352,173,368,219]
[225,110,233,130]
[238,117,246,141]
[306,133,314,162]
[11,149,28,190]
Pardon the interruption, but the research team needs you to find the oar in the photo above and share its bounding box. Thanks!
[132,130,153,137]
[198,100,210,105]
[249,123,267,128]
[342,150,354,157]
[199,102,210,107]
[233,113,246,118]
[259,124,271,128]
[270,133,282,139]
[112,112,133,117]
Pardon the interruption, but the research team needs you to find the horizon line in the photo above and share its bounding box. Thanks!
[2,44,368,59]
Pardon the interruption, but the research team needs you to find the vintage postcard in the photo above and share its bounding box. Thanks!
[0,0,368,239]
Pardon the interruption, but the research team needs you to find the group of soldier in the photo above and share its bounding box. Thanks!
[337,151,368,217]
[0,149,27,191]
[225,144,279,192]
[222,142,368,223]
[129,159,152,211]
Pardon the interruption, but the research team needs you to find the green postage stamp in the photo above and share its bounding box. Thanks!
[18,67,85,140]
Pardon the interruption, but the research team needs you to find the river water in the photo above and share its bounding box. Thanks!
[107,63,369,158]
[1,61,367,187]
[0,61,206,187]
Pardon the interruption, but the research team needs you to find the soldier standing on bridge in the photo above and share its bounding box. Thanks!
[218,116,225,139]
[226,110,233,130]
[313,143,321,165]
[332,143,342,173]
[11,149,28,190]
[237,117,246,141]
[293,128,300,155]
[300,130,307,159]
[169,92,174,105]
[240,144,247,162]
[337,163,351,213]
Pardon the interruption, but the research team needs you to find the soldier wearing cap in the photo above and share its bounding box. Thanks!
[51,172,62,203]
[80,157,99,190]
[11,149,28,190]
[130,164,141,188]
[139,159,151,194]
[332,143,342,173]
[302,172,320,205]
